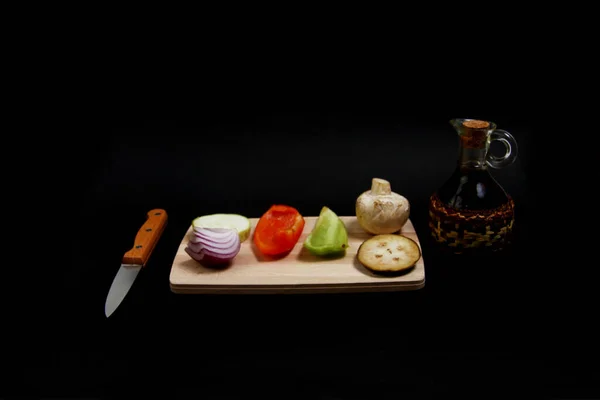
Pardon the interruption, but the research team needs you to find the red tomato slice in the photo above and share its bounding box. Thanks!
[254,205,305,256]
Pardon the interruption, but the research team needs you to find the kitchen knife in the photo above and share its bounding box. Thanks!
[105,208,168,317]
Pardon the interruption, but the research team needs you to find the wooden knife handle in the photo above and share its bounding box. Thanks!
[122,209,168,266]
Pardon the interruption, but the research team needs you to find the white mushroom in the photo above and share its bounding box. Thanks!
[355,178,410,235]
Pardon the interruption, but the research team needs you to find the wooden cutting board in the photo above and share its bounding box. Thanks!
[169,216,425,294]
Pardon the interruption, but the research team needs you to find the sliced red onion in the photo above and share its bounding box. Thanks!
[186,226,241,266]
[190,232,239,248]
[192,227,234,239]
[188,239,240,254]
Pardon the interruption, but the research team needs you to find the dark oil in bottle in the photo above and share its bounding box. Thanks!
[429,118,519,254]
[428,165,515,254]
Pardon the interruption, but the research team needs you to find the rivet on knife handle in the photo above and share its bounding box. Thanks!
[122,209,168,266]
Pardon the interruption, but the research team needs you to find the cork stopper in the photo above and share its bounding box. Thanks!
[463,119,490,129]
[460,119,490,149]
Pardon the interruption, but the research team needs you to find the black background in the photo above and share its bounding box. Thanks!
[10,87,599,398]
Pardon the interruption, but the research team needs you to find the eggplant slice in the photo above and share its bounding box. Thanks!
[357,234,421,274]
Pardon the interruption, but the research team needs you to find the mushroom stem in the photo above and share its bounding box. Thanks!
[371,178,392,195]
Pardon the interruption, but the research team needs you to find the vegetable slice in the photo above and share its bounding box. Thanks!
[303,206,349,256]
[185,227,241,266]
[192,214,251,242]
[253,205,305,256]
[357,234,420,274]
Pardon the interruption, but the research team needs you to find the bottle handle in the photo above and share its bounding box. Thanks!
[486,129,518,169]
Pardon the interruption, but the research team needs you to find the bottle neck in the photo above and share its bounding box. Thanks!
[457,131,489,170]
[458,145,488,170]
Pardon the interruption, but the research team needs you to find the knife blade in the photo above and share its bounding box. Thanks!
[105,208,168,317]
